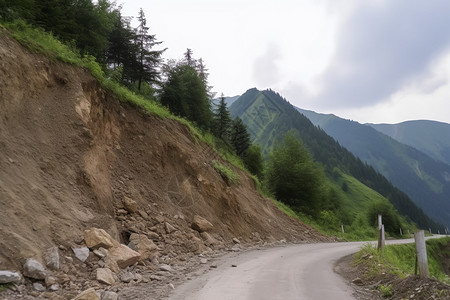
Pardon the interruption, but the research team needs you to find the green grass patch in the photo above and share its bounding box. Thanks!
[354,238,450,284]
[212,160,240,185]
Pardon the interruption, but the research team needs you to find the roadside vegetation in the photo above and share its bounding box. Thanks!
[354,237,450,284]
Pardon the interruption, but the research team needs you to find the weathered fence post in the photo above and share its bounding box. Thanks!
[341,224,345,234]
[414,230,429,278]
[377,214,385,250]
[400,228,403,236]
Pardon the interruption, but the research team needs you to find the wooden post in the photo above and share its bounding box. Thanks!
[429,228,432,234]
[414,230,429,278]
[341,224,345,234]
[377,214,383,250]
[381,224,385,248]
[400,228,403,236]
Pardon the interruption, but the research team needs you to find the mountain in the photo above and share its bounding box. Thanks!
[369,120,450,167]
[297,108,450,229]
[229,88,444,231]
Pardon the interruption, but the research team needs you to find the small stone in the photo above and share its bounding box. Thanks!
[0,270,21,283]
[65,256,74,263]
[210,264,218,269]
[93,247,109,258]
[101,291,118,300]
[352,277,363,285]
[150,275,162,281]
[231,244,241,252]
[123,196,138,213]
[73,288,100,300]
[49,284,60,291]
[44,247,60,270]
[231,264,237,267]
[33,282,46,292]
[129,233,157,260]
[165,222,176,234]
[120,271,135,283]
[200,258,208,264]
[117,209,128,215]
[73,247,90,262]
[23,258,48,280]
[138,210,149,219]
[169,283,175,289]
[159,264,172,272]
[45,275,57,287]
[96,268,115,285]
[232,238,240,244]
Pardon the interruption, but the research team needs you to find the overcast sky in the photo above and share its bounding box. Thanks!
[118,0,450,124]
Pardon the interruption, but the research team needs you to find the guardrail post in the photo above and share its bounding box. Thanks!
[414,230,429,278]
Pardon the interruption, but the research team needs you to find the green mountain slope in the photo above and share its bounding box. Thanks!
[369,120,450,167]
[230,88,444,231]
[297,108,450,229]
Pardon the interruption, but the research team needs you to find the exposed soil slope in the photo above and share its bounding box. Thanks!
[0,29,326,284]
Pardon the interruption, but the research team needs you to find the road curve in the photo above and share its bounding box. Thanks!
[169,236,445,300]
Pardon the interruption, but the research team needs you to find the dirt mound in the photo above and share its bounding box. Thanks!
[0,31,328,298]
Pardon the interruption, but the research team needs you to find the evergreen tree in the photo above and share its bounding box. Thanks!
[244,144,264,179]
[213,94,232,141]
[231,117,250,157]
[265,131,323,214]
[133,8,164,91]
[160,63,212,130]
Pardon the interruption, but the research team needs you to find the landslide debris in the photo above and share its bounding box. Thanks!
[0,31,328,299]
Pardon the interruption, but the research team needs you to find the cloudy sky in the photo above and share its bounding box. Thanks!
[119,0,450,124]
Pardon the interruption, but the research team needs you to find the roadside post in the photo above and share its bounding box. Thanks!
[414,230,429,278]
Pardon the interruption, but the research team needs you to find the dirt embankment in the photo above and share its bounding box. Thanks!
[0,31,328,298]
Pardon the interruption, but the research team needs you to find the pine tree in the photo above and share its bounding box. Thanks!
[133,8,164,91]
[244,144,264,179]
[213,94,232,141]
[231,117,250,157]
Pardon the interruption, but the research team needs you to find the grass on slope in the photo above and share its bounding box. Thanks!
[1,20,248,173]
[355,237,450,284]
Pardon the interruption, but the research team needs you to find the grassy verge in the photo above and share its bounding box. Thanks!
[212,160,240,185]
[354,237,450,284]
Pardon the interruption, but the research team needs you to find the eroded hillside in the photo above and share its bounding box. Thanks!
[0,31,326,298]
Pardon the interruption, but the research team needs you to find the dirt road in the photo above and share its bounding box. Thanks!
[169,237,444,300]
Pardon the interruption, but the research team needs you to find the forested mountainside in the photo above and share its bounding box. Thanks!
[230,88,444,231]
[369,120,450,167]
[298,108,450,229]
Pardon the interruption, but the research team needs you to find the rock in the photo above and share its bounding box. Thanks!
[138,210,149,219]
[44,247,60,270]
[23,258,48,280]
[159,264,172,272]
[103,256,120,273]
[191,215,213,233]
[200,258,208,264]
[123,196,138,213]
[0,270,21,283]
[96,268,115,285]
[73,288,100,300]
[169,283,175,289]
[65,256,73,263]
[129,233,157,260]
[120,271,135,283]
[231,264,237,267]
[73,247,90,262]
[33,282,46,292]
[232,237,241,244]
[101,291,118,300]
[200,232,217,246]
[165,222,176,234]
[231,244,241,252]
[210,264,218,269]
[352,277,363,285]
[49,284,60,291]
[108,244,141,269]
[45,275,57,287]
[93,247,109,258]
[85,228,118,250]
[147,232,159,240]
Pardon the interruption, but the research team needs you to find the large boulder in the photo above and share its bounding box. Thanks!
[129,233,157,260]
[191,215,213,233]
[84,228,118,249]
[108,244,141,269]
[23,258,48,280]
